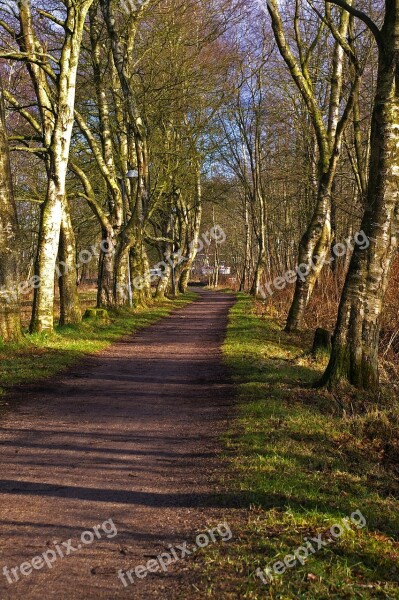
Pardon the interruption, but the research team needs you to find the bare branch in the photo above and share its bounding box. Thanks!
[326,1,382,46]
[3,90,43,135]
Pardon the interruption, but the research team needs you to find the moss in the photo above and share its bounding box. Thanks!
[320,343,380,392]
[197,294,399,599]
[83,308,110,321]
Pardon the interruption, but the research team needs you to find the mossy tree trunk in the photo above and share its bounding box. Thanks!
[113,240,131,306]
[156,265,171,299]
[58,200,81,326]
[97,227,117,307]
[285,177,332,331]
[321,0,399,390]
[130,239,152,306]
[30,0,93,332]
[0,76,21,342]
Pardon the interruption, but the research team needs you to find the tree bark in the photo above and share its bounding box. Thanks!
[239,194,250,291]
[156,265,171,299]
[97,227,117,307]
[30,0,93,332]
[58,201,81,326]
[250,199,267,297]
[0,76,21,342]
[285,176,332,331]
[320,0,399,390]
[178,169,203,294]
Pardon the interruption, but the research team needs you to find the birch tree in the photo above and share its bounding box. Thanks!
[321,0,399,390]
[29,0,93,332]
[0,0,86,329]
[0,74,21,341]
[0,0,93,331]
[267,0,361,332]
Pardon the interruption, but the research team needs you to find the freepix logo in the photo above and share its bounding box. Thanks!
[117,523,232,587]
[119,0,146,14]
[2,519,118,585]
[256,510,367,586]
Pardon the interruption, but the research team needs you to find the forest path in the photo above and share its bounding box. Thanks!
[0,289,236,599]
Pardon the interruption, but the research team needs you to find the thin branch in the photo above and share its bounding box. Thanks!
[0,52,58,80]
[3,89,43,134]
[69,161,111,233]
[10,146,48,154]
[8,135,43,142]
[326,1,382,47]
[0,19,16,36]
[36,9,65,29]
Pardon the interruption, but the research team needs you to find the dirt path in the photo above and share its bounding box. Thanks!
[0,290,236,600]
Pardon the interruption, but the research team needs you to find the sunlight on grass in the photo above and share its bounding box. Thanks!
[201,293,399,599]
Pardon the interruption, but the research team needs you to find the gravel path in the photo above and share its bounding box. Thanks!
[0,290,236,599]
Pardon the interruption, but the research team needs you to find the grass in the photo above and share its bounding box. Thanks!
[0,291,197,400]
[200,293,399,599]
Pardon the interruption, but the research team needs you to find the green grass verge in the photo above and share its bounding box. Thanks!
[0,293,197,400]
[203,293,399,599]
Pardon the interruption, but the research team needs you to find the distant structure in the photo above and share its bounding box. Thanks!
[192,253,232,283]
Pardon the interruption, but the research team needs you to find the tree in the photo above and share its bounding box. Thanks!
[0,0,87,330]
[0,0,93,331]
[0,74,21,342]
[267,0,361,331]
[29,0,93,332]
[321,0,399,390]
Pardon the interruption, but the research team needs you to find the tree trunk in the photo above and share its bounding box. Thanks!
[30,1,93,332]
[155,264,171,299]
[30,182,63,333]
[285,176,332,332]
[239,195,250,292]
[321,3,399,390]
[58,201,81,326]
[114,242,131,306]
[0,77,21,342]
[131,240,152,306]
[250,200,267,296]
[178,170,202,294]
[97,228,117,307]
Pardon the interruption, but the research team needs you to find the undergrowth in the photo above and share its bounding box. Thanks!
[199,293,399,599]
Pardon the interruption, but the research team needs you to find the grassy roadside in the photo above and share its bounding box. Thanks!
[203,293,399,599]
[0,292,197,399]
